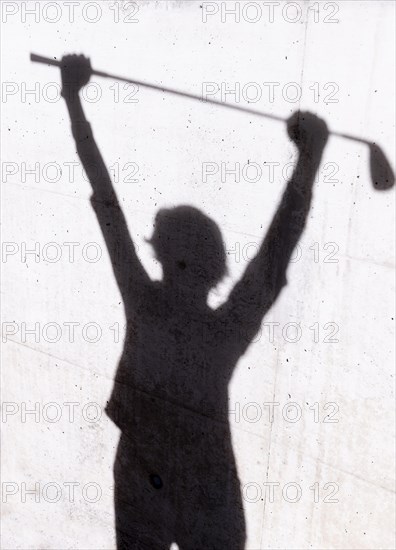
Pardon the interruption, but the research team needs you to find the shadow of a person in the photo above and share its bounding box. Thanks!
[60,55,328,549]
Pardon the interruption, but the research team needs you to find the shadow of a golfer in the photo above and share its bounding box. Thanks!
[61,55,328,549]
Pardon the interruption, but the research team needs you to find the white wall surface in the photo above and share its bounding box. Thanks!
[1,1,395,549]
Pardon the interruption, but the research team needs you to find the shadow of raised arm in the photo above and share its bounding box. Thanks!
[61,55,150,313]
[218,112,329,347]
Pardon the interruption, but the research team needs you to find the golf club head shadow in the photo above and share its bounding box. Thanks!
[369,143,395,191]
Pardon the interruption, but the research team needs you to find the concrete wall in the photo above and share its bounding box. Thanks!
[2,1,395,548]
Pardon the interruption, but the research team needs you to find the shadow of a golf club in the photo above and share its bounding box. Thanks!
[31,52,395,191]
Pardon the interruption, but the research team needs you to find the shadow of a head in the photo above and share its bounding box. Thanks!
[147,205,227,294]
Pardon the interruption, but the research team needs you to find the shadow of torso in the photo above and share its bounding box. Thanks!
[106,281,247,549]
